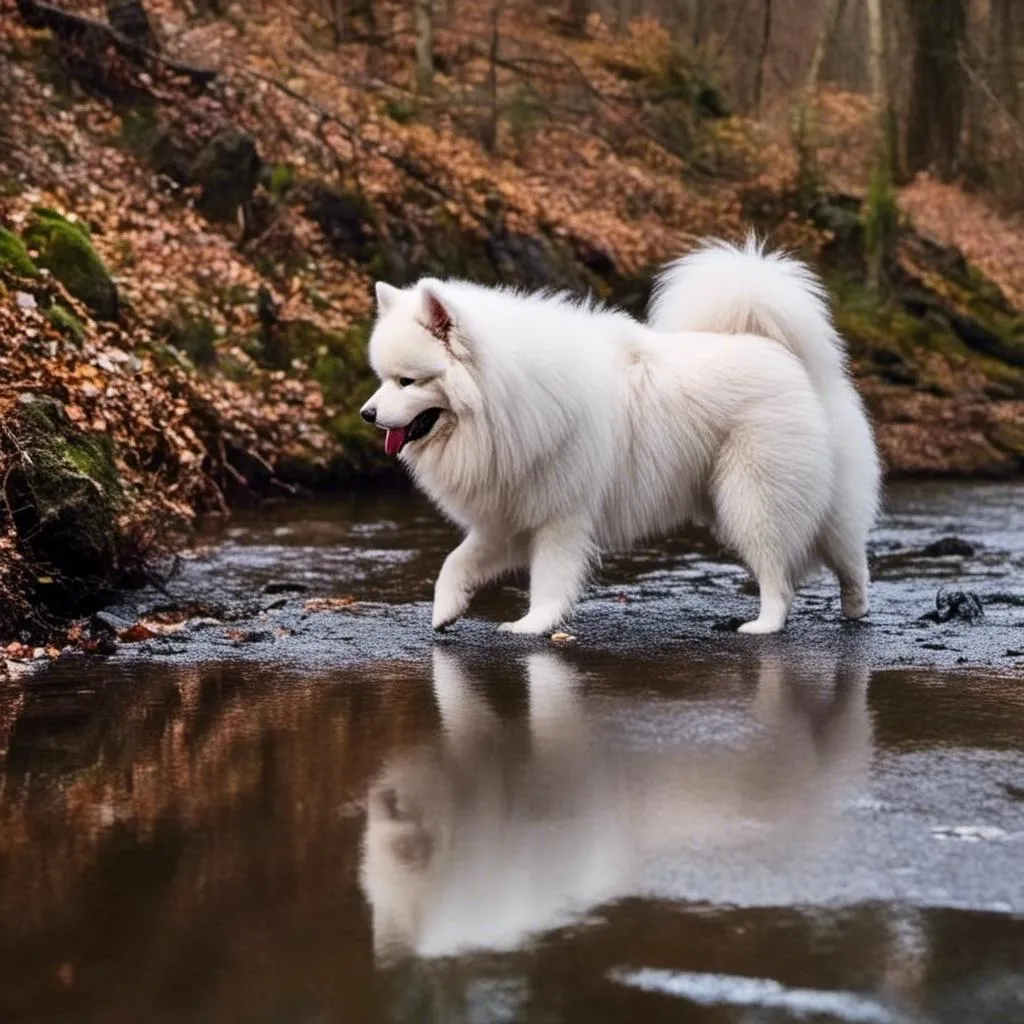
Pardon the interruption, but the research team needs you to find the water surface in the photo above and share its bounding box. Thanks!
[1,482,1022,1023]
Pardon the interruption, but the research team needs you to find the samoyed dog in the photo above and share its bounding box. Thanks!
[360,237,880,635]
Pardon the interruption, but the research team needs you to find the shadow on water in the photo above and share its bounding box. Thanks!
[1,636,1023,1023]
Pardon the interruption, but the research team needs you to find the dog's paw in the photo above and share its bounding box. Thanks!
[497,614,552,635]
[432,589,469,631]
[432,607,462,631]
[737,618,785,635]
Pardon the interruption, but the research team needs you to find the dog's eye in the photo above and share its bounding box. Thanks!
[398,377,416,388]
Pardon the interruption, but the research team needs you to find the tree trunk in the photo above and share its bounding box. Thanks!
[482,0,502,152]
[791,0,845,204]
[414,0,433,94]
[565,0,589,37]
[904,0,967,179]
[864,0,897,293]
[752,0,772,112]
[804,0,845,93]
[992,0,1020,120]
[691,0,709,49]
[330,0,344,45]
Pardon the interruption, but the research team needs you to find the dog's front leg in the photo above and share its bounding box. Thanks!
[433,530,524,630]
[498,520,593,635]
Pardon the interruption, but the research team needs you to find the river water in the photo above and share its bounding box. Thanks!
[0,482,1022,1023]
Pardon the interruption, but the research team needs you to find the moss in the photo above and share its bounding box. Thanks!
[45,303,86,344]
[23,208,118,320]
[0,227,39,277]
[267,163,295,198]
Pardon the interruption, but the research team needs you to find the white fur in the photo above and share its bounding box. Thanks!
[361,236,881,635]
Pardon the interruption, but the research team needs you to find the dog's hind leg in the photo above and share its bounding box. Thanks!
[820,520,870,620]
[712,431,827,635]
[433,530,527,629]
[498,519,593,635]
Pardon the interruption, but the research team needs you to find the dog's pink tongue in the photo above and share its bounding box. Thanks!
[384,427,408,456]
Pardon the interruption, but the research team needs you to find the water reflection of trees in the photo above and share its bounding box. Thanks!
[0,659,432,1023]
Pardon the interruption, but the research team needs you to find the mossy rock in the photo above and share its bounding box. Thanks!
[189,128,263,223]
[23,208,118,320]
[8,397,124,585]
[0,227,39,277]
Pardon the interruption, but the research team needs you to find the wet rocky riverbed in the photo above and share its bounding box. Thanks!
[0,481,1021,1023]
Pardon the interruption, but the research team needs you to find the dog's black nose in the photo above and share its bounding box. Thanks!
[361,406,376,424]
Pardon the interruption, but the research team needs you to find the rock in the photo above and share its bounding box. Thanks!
[22,208,118,320]
[189,129,262,223]
[920,536,976,558]
[921,588,985,624]
[304,183,373,261]
[90,610,133,634]
[9,398,123,586]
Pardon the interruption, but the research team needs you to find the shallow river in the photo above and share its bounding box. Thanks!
[0,482,1022,1023]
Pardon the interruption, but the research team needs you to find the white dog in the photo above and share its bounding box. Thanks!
[360,237,880,635]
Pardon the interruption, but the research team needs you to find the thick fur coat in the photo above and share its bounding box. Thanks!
[360,237,880,634]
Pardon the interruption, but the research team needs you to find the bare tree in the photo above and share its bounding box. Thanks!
[864,0,897,292]
[904,0,967,179]
[991,0,1021,121]
[792,0,846,202]
[752,0,772,112]
[482,0,502,152]
[565,0,589,37]
[414,0,434,94]
[329,0,345,45]
[805,0,846,94]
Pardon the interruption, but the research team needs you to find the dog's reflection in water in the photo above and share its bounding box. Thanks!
[360,648,872,961]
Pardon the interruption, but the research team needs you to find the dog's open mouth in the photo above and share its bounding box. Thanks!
[385,408,443,456]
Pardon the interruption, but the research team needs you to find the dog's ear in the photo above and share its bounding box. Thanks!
[375,281,402,316]
[418,283,457,348]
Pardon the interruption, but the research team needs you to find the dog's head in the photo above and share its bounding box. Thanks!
[361,280,474,461]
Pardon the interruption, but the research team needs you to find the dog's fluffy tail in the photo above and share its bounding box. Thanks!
[648,234,847,394]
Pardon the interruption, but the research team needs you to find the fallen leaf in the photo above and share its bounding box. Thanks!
[304,596,358,612]
[118,623,158,643]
